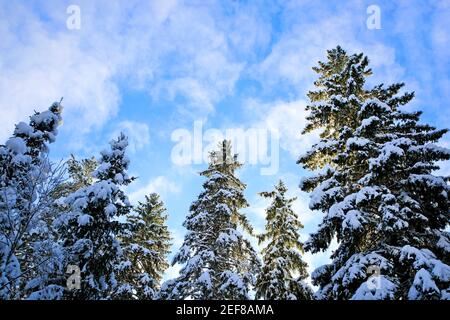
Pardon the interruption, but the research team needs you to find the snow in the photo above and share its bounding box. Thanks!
[330,252,394,297]
[94,162,111,177]
[77,214,92,226]
[399,245,431,267]
[0,102,64,300]
[328,193,355,219]
[409,174,447,189]
[73,197,88,210]
[408,268,440,299]
[114,173,124,184]
[437,234,450,254]
[198,271,212,289]
[14,122,34,136]
[105,204,117,216]
[219,270,245,294]
[370,142,404,169]
[5,137,27,154]
[26,285,64,300]
[346,137,370,148]
[298,140,338,162]
[215,203,231,215]
[342,210,365,231]
[351,276,396,300]
[355,187,379,205]
[309,178,342,210]
[31,110,58,126]
[313,139,339,151]
[360,98,390,113]
[358,116,379,130]
[311,264,332,285]
[215,188,233,197]
[413,143,450,156]
[216,230,239,245]
[431,260,450,282]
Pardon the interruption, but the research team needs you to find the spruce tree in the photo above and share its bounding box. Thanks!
[52,155,97,199]
[55,133,135,299]
[160,140,260,299]
[255,180,312,300]
[0,102,64,299]
[21,156,97,299]
[119,193,172,299]
[299,46,450,300]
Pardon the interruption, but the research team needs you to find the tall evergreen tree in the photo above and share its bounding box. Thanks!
[23,156,97,299]
[255,180,312,300]
[299,46,450,300]
[160,140,260,299]
[52,155,97,199]
[55,133,135,299]
[119,193,172,299]
[0,101,64,299]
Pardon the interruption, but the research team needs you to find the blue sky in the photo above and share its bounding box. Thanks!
[1,0,449,283]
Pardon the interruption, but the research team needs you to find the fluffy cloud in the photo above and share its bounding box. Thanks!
[0,0,263,142]
[0,1,122,142]
[128,176,180,205]
[247,99,319,159]
[255,4,405,94]
[111,121,150,154]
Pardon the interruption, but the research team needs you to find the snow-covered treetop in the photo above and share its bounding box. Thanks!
[164,140,259,300]
[1,101,63,167]
[256,180,312,300]
[298,46,450,300]
[14,101,63,157]
[94,133,134,186]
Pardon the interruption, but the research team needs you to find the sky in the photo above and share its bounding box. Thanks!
[1,0,449,285]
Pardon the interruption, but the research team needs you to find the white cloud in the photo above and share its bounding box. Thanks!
[249,99,320,159]
[112,121,150,153]
[253,2,406,96]
[246,195,270,221]
[0,0,252,143]
[129,176,180,205]
[0,1,124,142]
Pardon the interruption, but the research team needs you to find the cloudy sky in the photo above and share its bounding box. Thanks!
[1,0,449,284]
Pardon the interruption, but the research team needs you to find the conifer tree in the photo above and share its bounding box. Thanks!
[160,140,260,299]
[55,133,135,299]
[52,155,97,199]
[23,156,97,299]
[255,180,312,300]
[299,46,450,300]
[119,193,172,299]
[0,102,64,299]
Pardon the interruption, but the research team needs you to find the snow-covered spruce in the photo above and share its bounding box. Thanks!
[160,140,260,299]
[119,193,172,299]
[255,180,313,300]
[52,155,97,199]
[299,46,450,300]
[55,133,135,299]
[0,102,64,299]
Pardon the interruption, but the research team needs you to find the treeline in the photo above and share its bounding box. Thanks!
[0,46,448,300]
